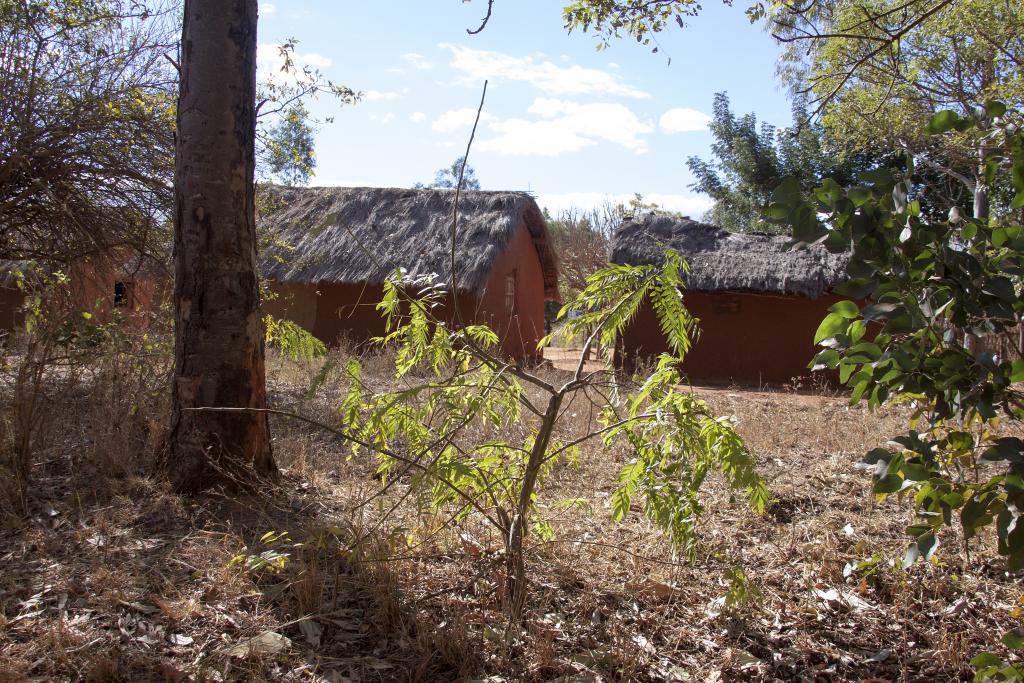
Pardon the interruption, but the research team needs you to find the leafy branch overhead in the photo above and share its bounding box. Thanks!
[772,105,1024,568]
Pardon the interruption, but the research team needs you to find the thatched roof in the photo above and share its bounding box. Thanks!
[260,186,559,300]
[610,213,849,299]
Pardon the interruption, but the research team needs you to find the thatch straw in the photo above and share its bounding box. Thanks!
[610,213,848,299]
[259,186,559,299]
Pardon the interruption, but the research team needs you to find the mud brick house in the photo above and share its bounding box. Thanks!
[260,186,560,360]
[611,213,849,385]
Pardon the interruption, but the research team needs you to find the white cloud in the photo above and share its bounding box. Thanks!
[410,112,427,123]
[440,44,649,99]
[477,98,653,156]
[259,3,276,15]
[380,113,396,125]
[659,107,712,133]
[364,90,400,101]
[257,44,332,87]
[432,107,494,132]
[536,192,714,217]
[401,52,433,71]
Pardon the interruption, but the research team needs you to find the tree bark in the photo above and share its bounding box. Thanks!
[167,0,274,492]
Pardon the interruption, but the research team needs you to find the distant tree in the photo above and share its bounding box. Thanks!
[417,157,481,190]
[262,103,317,186]
[546,194,677,301]
[254,40,357,187]
[546,202,618,299]
[686,93,877,234]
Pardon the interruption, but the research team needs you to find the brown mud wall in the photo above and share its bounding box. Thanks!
[617,290,845,386]
[265,224,549,361]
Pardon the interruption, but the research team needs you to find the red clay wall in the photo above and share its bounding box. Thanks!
[617,290,845,386]
[262,282,320,333]
[475,223,547,360]
[68,264,165,325]
[0,262,167,333]
[265,223,549,360]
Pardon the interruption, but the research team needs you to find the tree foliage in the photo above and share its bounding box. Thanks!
[563,0,701,49]
[0,0,177,263]
[416,156,482,190]
[262,103,317,186]
[687,92,879,233]
[772,0,1024,219]
[254,38,358,187]
[771,106,1024,570]
[0,1,356,266]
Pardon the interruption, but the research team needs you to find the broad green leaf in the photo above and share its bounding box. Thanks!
[814,312,849,344]
[986,101,1008,118]
[1011,360,1024,383]
[971,651,1003,668]
[926,110,959,134]
[829,300,860,319]
[764,202,789,220]
[1003,630,1024,650]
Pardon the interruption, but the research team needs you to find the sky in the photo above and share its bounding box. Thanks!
[256,1,794,217]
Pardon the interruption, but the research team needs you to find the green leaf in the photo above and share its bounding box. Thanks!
[986,100,1008,119]
[771,176,803,204]
[1003,630,1024,650]
[874,473,904,495]
[947,431,975,451]
[993,227,1009,248]
[926,110,959,135]
[971,651,1003,669]
[764,202,789,220]
[861,302,901,321]
[1011,360,1024,384]
[810,348,841,371]
[829,300,860,319]
[814,312,849,345]
[981,438,1024,464]
[847,342,882,363]
[839,362,858,384]
[901,462,932,481]
[849,186,872,207]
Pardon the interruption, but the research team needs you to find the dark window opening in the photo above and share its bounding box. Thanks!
[114,281,130,308]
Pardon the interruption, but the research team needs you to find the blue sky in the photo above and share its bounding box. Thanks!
[256,1,792,216]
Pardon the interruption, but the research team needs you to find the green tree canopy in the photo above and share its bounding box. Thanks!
[772,0,1024,220]
[261,103,317,186]
[416,156,482,190]
[687,93,879,233]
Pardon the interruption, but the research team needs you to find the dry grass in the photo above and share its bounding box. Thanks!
[0,345,1020,681]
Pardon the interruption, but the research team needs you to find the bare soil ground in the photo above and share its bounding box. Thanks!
[1,348,1020,682]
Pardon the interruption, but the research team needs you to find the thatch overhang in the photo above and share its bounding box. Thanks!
[260,186,560,301]
[609,213,849,299]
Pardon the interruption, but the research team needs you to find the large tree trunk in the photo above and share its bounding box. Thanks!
[167,0,274,492]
